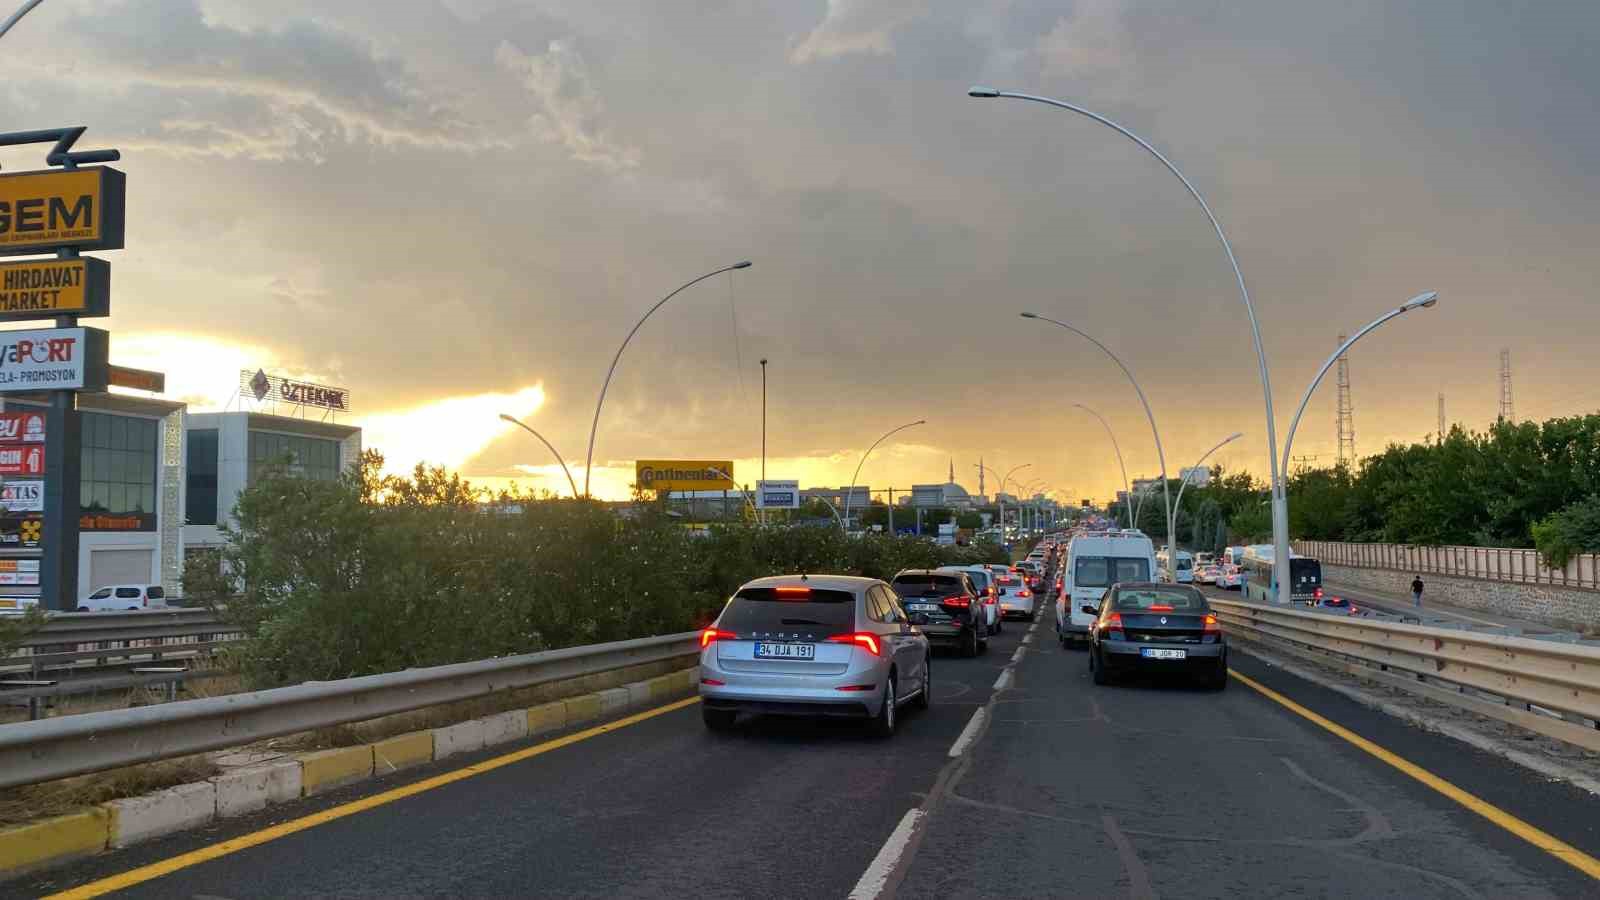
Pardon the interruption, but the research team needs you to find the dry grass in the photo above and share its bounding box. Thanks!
[0,670,244,726]
[0,754,220,829]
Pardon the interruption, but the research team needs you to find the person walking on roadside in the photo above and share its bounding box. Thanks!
[1410,575,1425,608]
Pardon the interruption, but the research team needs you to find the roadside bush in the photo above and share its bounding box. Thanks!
[1531,495,1600,569]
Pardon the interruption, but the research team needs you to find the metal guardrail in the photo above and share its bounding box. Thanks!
[0,631,698,790]
[1212,597,1600,750]
[1296,539,1600,591]
[2,608,241,677]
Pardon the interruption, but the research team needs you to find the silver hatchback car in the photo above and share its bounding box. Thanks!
[698,575,932,737]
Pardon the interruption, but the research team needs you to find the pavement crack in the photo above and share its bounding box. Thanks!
[1102,812,1158,900]
[1280,756,1395,843]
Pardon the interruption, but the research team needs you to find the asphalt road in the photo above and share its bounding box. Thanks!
[15,603,1600,899]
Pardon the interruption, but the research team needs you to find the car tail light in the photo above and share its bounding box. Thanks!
[942,595,971,608]
[1313,587,1324,599]
[984,596,997,606]
[1202,614,1220,634]
[1017,589,1032,598]
[827,632,882,656]
[701,677,726,686]
[1103,612,1125,641]
[700,627,736,649]
[835,684,876,692]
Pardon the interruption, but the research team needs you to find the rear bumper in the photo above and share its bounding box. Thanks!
[1100,641,1225,670]
[922,624,978,645]
[700,696,872,719]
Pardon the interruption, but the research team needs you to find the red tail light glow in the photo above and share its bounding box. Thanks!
[1313,587,1324,599]
[700,627,736,649]
[700,677,726,686]
[775,586,812,598]
[1103,612,1125,638]
[1148,604,1174,612]
[942,595,972,608]
[1202,614,1220,633]
[827,632,882,656]
[835,684,876,692]
[1017,589,1032,598]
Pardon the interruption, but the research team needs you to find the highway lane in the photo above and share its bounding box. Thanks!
[15,603,1600,898]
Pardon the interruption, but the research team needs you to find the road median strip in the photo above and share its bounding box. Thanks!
[0,665,700,884]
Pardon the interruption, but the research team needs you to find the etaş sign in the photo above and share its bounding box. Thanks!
[0,480,44,512]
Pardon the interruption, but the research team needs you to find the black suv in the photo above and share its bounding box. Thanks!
[890,570,988,657]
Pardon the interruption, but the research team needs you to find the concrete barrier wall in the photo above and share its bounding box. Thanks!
[1323,563,1600,632]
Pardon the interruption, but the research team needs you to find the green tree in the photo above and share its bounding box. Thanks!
[1532,495,1600,569]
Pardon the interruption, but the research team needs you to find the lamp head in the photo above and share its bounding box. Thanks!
[1403,291,1439,311]
[1019,311,1038,319]
[732,261,753,269]
[968,86,1001,98]
[498,413,517,424]
[1227,431,1245,442]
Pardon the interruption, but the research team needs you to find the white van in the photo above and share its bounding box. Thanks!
[77,585,168,612]
[1056,529,1156,646]
[1157,549,1195,584]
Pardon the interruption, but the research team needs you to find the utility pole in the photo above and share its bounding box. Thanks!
[1437,393,1446,443]
[887,487,894,535]
[1335,333,1355,465]
[759,358,767,524]
[1499,348,1515,422]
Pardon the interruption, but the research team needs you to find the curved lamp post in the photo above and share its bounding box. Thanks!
[975,461,1032,545]
[1171,431,1245,553]
[1073,403,1132,529]
[974,87,1281,610]
[1024,312,1172,558]
[842,419,926,533]
[0,0,44,41]
[582,261,752,497]
[708,467,757,519]
[499,414,580,499]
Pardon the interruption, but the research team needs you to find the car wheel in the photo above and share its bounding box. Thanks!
[75,606,89,613]
[912,657,931,710]
[1091,647,1111,685]
[1208,662,1229,691]
[870,675,897,738]
[702,707,737,732]
[963,626,979,658]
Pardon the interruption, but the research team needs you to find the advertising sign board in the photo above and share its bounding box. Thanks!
[635,460,735,492]
[0,513,42,549]
[0,167,126,256]
[108,365,163,393]
[0,257,109,318]
[0,327,109,392]
[0,445,44,476]
[756,480,800,509]
[239,369,350,411]
[0,558,40,586]
[1,480,44,512]
[0,411,45,443]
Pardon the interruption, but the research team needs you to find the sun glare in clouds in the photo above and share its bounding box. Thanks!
[359,385,546,476]
[106,332,329,410]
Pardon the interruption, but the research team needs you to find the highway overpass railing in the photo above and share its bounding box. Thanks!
[0,631,698,790]
[1295,539,1600,591]
[1212,597,1600,752]
[2,608,242,679]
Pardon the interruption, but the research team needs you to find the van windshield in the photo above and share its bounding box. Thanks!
[1075,556,1151,587]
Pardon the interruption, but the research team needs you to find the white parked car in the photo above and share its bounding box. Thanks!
[77,585,168,612]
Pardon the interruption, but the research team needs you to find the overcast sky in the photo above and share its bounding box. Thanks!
[3,0,1595,500]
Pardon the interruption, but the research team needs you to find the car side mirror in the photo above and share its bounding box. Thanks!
[1081,605,1099,617]
[909,612,929,626]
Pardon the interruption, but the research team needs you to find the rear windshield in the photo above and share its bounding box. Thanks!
[1075,556,1150,588]
[147,587,164,599]
[1177,558,1193,570]
[891,575,966,598]
[964,571,990,590]
[1112,587,1208,611]
[719,588,856,632]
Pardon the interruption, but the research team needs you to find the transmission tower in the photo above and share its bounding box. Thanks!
[1437,393,1446,443]
[1498,348,1515,422]
[1334,333,1355,465]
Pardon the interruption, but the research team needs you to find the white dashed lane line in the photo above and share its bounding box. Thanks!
[992,669,1013,691]
[846,808,926,900]
[948,707,988,758]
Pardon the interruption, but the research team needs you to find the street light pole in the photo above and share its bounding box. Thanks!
[842,419,926,534]
[0,0,44,41]
[1073,404,1132,529]
[582,261,752,497]
[1171,432,1245,546]
[973,87,1281,613]
[1273,294,1439,596]
[1025,313,1172,558]
[499,414,580,499]
[759,357,768,525]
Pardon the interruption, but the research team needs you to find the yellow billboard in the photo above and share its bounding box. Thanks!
[0,167,126,256]
[636,460,735,492]
[0,257,110,317]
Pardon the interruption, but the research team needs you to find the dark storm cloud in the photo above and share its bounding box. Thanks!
[0,0,1594,495]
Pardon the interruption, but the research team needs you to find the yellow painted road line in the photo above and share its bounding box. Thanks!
[1231,669,1600,882]
[43,696,703,900]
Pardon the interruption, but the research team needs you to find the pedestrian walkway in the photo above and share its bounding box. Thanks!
[1321,579,1564,634]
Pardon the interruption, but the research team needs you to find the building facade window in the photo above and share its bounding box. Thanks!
[81,412,159,529]
[248,431,340,484]
[185,428,219,525]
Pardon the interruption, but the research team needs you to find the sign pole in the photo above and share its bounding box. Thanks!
[39,244,82,611]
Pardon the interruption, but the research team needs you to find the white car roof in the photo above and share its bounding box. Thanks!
[740,575,878,592]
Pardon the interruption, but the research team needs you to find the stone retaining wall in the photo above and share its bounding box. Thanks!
[1323,563,1600,633]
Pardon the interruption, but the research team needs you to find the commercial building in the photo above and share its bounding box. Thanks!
[1179,466,1211,488]
[181,411,362,564]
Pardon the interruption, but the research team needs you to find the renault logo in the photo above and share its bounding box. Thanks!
[1160,616,1168,625]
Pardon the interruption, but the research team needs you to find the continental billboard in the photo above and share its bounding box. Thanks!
[635,460,735,492]
[0,167,126,256]
[0,257,110,318]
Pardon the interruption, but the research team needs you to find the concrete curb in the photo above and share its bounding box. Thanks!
[0,664,700,882]
[1235,643,1600,797]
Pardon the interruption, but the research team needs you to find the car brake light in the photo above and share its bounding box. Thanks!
[1148,604,1174,612]
[700,627,736,649]
[775,586,811,598]
[701,677,726,686]
[1202,614,1220,633]
[1313,587,1324,599]
[835,684,876,692]
[1017,589,1032,598]
[1103,612,1124,640]
[984,596,996,605]
[942,595,971,608]
[827,632,882,656]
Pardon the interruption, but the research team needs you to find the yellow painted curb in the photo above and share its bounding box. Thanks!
[645,673,678,701]
[526,701,567,736]
[298,745,373,796]
[564,693,602,725]
[0,808,108,877]
[372,731,434,775]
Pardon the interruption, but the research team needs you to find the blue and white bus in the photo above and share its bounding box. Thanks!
[1239,545,1323,605]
